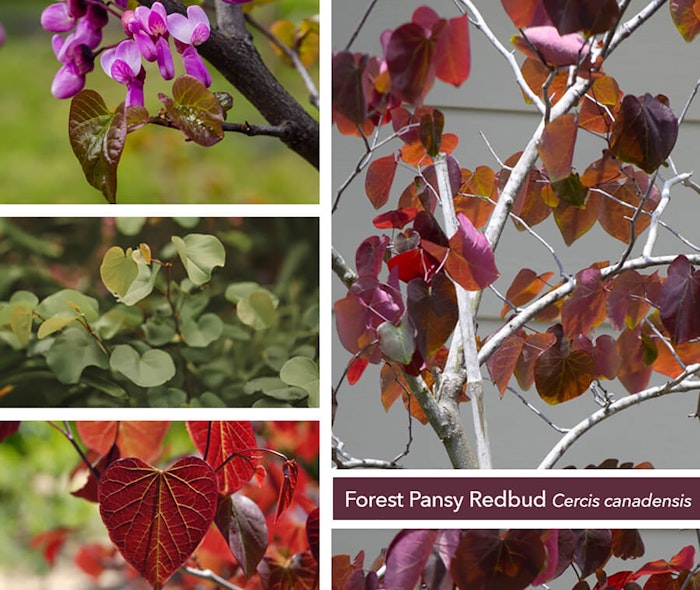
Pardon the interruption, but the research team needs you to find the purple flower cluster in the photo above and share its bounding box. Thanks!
[41,1,212,107]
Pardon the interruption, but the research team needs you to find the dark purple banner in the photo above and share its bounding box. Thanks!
[334,477,700,520]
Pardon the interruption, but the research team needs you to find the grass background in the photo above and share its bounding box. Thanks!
[0,0,319,204]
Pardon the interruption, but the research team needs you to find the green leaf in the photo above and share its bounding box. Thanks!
[110,344,176,388]
[38,316,79,339]
[37,290,100,323]
[190,392,227,407]
[171,234,226,286]
[69,90,127,203]
[148,386,188,407]
[143,317,177,346]
[280,356,319,405]
[225,282,278,305]
[81,373,129,401]
[377,319,415,364]
[237,290,278,330]
[45,327,109,384]
[115,218,147,236]
[10,305,34,346]
[94,305,144,340]
[244,377,286,395]
[100,246,139,297]
[158,75,224,146]
[173,217,201,229]
[181,313,224,348]
[118,263,161,306]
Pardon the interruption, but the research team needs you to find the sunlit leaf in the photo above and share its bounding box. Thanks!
[171,233,226,286]
[500,268,555,318]
[187,421,258,496]
[487,334,525,396]
[276,459,299,522]
[434,15,471,87]
[109,344,175,388]
[538,114,577,183]
[512,26,590,67]
[670,0,700,42]
[77,421,169,462]
[158,75,224,146]
[598,172,660,243]
[380,362,429,423]
[455,166,498,229]
[99,456,219,589]
[365,155,398,209]
[502,0,552,28]
[69,90,127,204]
[100,246,139,298]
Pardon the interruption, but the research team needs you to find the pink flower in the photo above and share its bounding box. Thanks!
[101,40,146,107]
[167,5,210,46]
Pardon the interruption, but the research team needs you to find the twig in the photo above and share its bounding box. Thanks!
[538,364,700,468]
[345,0,379,51]
[181,566,243,590]
[507,387,570,434]
[642,172,692,258]
[332,434,403,469]
[332,246,359,288]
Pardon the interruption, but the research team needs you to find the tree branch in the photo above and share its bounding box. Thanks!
[138,0,319,168]
[538,364,700,468]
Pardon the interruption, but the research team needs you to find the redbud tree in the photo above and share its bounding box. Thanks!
[332,0,700,469]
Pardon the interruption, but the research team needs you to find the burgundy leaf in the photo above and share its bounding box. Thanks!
[609,94,678,173]
[98,456,219,589]
[306,507,319,563]
[275,459,299,522]
[332,51,370,124]
[574,529,612,579]
[356,235,390,278]
[659,255,700,344]
[384,529,439,590]
[0,421,19,443]
[407,275,459,359]
[561,267,609,339]
[543,0,620,35]
[385,23,436,105]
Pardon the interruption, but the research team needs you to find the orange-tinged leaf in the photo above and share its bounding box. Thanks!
[514,331,557,390]
[31,527,73,566]
[520,57,569,105]
[502,0,545,28]
[670,0,700,41]
[365,155,398,209]
[77,421,169,463]
[501,153,552,229]
[539,114,578,183]
[98,456,219,589]
[553,191,600,245]
[434,14,471,87]
[259,550,318,590]
[380,362,429,423]
[579,76,622,134]
[501,269,555,318]
[487,335,525,395]
[400,133,458,166]
[561,267,610,339]
[407,275,459,359]
[456,166,498,229]
[187,421,259,496]
[598,172,660,243]
[618,326,655,393]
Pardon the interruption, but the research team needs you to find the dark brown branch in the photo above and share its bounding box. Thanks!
[138,0,319,169]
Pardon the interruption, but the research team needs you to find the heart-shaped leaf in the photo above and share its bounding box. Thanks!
[45,327,109,384]
[69,90,127,204]
[171,234,226,286]
[98,456,219,589]
[100,246,139,298]
[215,493,268,578]
[377,318,416,365]
[385,530,439,590]
[77,421,170,462]
[385,22,436,105]
[610,93,678,173]
[181,313,224,347]
[407,274,459,359]
[186,421,258,496]
[280,357,319,406]
[237,289,279,330]
[659,255,700,344]
[158,75,224,146]
[118,263,161,306]
[37,289,100,323]
[110,344,175,388]
[543,0,620,35]
[670,0,700,42]
[538,114,577,184]
[365,155,398,209]
[534,343,595,404]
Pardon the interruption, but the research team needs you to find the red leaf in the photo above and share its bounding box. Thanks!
[553,192,600,245]
[618,326,656,394]
[455,166,498,229]
[593,334,620,381]
[384,529,439,590]
[561,267,609,339]
[380,362,430,424]
[607,270,654,330]
[534,327,595,404]
[387,248,439,283]
[609,94,678,173]
[30,527,73,566]
[187,421,259,496]
[306,507,319,563]
[373,208,419,229]
[385,22,436,104]
[434,15,471,87]
[332,51,370,124]
[611,529,645,560]
[630,545,694,580]
[215,493,268,578]
[365,155,398,209]
[356,235,390,278]
[514,332,557,390]
[74,543,117,580]
[543,0,620,35]
[71,442,121,502]
[501,268,555,318]
[670,0,700,42]
[347,356,369,385]
[659,255,700,344]
[98,456,219,589]
[422,213,498,291]
[450,530,546,590]
[259,550,318,590]
[407,275,459,359]
[579,76,622,134]
[538,113,578,183]
[512,26,591,68]
[0,421,19,443]
[487,335,525,396]
[502,0,552,28]
[575,529,612,579]
[77,421,169,463]
[276,459,299,522]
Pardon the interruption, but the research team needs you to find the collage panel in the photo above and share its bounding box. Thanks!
[0,0,318,205]
[331,1,700,471]
[333,528,700,589]
[0,217,319,409]
[0,420,319,589]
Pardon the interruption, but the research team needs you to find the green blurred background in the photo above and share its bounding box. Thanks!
[0,0,319,204]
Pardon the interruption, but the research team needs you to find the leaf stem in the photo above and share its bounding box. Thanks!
[50,421,101,480]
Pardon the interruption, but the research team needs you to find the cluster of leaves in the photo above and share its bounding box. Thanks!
[1,420,319,590]
[333,529,700,590]
[332,0,700,442]
[0,217,319,408]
